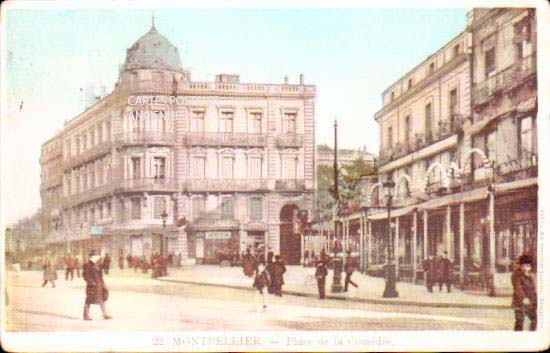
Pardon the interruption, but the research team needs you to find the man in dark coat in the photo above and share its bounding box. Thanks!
[422,255,437,292]
[242,248,256,277]
[343,253,358,292]
[437,251,453,292]
[126,254,133,269]
[65,253,74,281]
[315,261,328,299]
[511,254,537,331]
[271,255,286,297]
[102,253,111,275]
[82,250,112,320]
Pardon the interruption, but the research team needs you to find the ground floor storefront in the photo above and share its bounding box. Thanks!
[334,180,537,295]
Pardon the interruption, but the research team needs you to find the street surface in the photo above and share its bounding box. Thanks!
[4,270,512,331]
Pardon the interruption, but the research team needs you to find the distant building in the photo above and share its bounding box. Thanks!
[40,22,316,265]
[316,144,376,167]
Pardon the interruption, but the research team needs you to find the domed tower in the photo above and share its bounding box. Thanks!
[118,20,189,90]
[112,20,187,259]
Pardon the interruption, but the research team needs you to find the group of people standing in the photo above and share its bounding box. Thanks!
[422,251,453,293]
[125,253,169,278]
[243,248,287,311]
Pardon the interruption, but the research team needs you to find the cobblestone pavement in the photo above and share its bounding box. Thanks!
[4,270,513,331]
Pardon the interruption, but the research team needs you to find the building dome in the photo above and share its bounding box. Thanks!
[123,24,183,73]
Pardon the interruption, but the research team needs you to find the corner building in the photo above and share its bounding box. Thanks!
[40,24,316,265]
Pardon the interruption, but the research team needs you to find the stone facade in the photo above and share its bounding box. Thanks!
[39,24,315,265]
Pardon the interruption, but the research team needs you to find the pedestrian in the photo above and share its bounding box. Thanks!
[82,250,112,321]
[437,251,453,292]
[65,253,75,281]
[160,255,168,277]
[133,256,140,273]
[126,254,133,269]
[27,259,33,270]
[303,250,309,267]
[151,253,160,278]
[422,255,437,292]
[102,253,111,274]
[271,255,286,297]
[41,251,57,288]
[118,254,124,270]
[242,248,256,277]
[343,253,358,292]
[315,260,328,299]
[253,263,271,311]
[511,254,537,331]
[266,247,274,264]
[74,256,81,278]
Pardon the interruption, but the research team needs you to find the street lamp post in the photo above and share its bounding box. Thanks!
[161,210,168,256]
[382,178,399,298]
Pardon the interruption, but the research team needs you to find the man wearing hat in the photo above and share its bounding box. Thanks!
[315,260,328,299]
[511,254,536,331]
[82,250,112,320]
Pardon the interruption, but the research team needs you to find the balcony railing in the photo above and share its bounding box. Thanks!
[426,181,447,195]
[473,54,536,106]
[126,79,316,97]
[275,134,304,148]
[378,116,465,166]
[275,179,306,191]
[40,174,63,190]
[114,178,178,193]
[184,132,267,147]
[115,131,176,146]
[495,154,538,183]
[182,178,268,192]
[460,173,491,191]
[63,184,114,208]
[64,142,113,169]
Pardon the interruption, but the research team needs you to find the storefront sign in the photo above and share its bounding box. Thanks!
[205,231,232,240]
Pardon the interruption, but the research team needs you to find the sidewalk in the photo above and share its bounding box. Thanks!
[157,265,511,310]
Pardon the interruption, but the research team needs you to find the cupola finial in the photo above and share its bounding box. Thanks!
[151,11,157,32]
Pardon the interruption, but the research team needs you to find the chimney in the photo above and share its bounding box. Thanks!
[299,73,304,85]
[284,75,289,84]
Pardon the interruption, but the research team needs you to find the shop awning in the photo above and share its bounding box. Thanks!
[419,187,488,211]
[495,177,537,194]
[368,205,417,221]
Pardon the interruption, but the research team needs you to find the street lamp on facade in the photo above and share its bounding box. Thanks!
[382,178,399,298]
[161,210,168,256]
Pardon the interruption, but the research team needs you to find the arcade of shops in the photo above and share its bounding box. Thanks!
[303,175,537,294]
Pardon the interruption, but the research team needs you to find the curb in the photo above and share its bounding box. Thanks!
[157,277,509,310]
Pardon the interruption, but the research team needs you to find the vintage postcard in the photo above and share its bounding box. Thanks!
[1,0,549,351]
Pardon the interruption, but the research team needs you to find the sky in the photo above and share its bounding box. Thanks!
[2,7,468,224]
